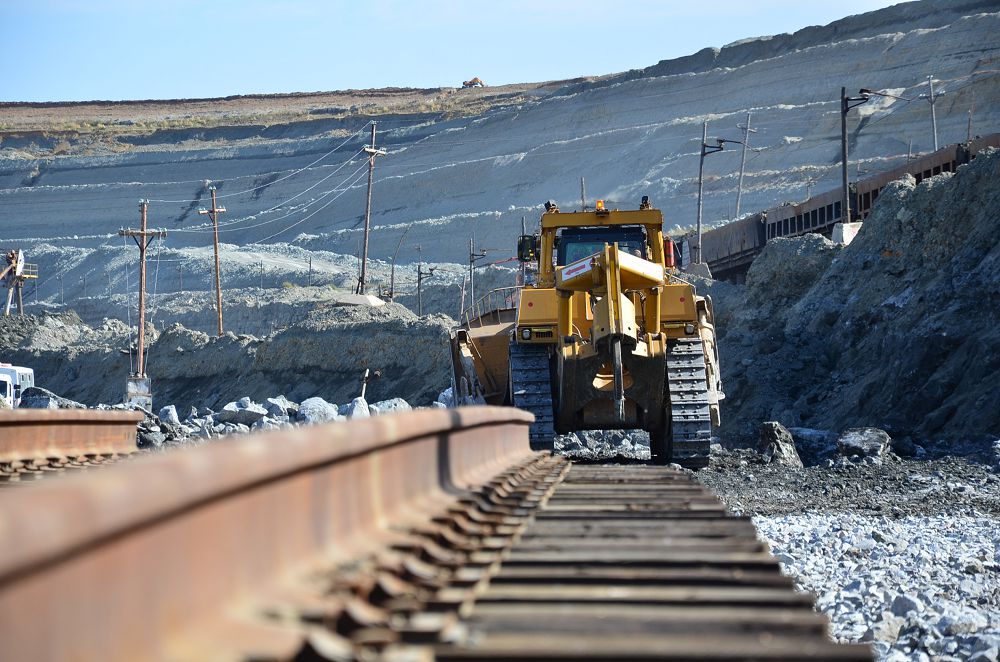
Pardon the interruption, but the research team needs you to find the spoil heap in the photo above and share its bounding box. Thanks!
[716,149,1000,446]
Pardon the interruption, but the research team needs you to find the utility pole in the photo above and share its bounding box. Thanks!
[967,101,974,143]
[416,263,435,316]
[735,111,756,219]
[580,176,587,211]
[468,236,487,315]
[119,200,166,408]
[696,122,722,264]
[920,75,944,151]
[841,87,870,223]
[308,256,313,287]
[197,186,226,336]
[259,261,264,290]
[388,225,410,302]
[358,122,387,295]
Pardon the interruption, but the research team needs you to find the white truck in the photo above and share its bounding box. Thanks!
[0,363,35,409]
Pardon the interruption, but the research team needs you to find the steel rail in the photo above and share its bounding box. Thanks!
[0,409,143,462]
[0,406,534,661]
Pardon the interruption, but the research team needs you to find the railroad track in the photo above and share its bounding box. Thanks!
[0,409,142,484]
[0,407,871,661]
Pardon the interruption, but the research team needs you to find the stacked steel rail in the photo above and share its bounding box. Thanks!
[0,407,870,660]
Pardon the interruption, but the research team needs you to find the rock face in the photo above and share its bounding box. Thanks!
[758,421,804,468]
[0,304,454,413]
[837,428,891,458]
[714,149,1000,445]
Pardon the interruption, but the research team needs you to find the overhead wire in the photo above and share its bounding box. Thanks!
[145,121,372,203]
[170,148,367,234]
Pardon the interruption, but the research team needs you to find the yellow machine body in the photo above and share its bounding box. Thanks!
[449,201,723,466]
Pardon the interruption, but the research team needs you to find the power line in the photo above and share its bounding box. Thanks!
[145,122,372,203]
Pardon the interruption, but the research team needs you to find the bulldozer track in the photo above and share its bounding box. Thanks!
[0,409,142,485]
[0,407,870,661]
[509,341,556,450]
[666,337,714,469]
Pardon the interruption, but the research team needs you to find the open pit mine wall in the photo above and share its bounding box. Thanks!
[2,0,999,312]
[0,306,455,413]
[709,148,1000,445]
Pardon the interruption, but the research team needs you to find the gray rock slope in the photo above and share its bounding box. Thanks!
[0,304,453,411]
[1,1,999,309]
[712,148,1000,444]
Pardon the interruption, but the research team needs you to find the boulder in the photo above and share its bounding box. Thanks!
[214,399,268,425]
[342,397,370,419]
[19,386,86,410]
[138,430,166,448]
[757,421,803,468]
[436,387,454,407]
[158,404,181,427]
[297,397,341,424]
[369,398,411,415]
[265,395,298,419]
[837,427,891,458]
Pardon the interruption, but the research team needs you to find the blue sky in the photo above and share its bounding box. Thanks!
[2,0,901,102]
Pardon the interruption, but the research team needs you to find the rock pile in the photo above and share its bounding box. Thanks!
[757,514,1000,661]
[134,393,424,447]
[712,149,1000,446]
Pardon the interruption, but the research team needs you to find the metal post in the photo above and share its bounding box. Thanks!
[198,187,226,336]
[308,256,313,287]
[735,111,753,219]
[580,176,587,211]
[840,87,870,222]
[841,87,850,223]
[468,237,475,311]
[417,263,423,315]
[259,261,264,290]
[695,121,708,264]
[967,102,974,143]
[81,274,87,298]
[359,122,386,295]
[928,76,939,151]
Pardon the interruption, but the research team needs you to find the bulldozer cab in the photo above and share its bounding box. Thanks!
[556,226,649,265]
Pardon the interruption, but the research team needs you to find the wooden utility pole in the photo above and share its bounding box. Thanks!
[119,200,166,384]
[198,186,227,336]
[358,122,386,295]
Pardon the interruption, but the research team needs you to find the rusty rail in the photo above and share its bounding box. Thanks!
[0,407,869,660]
[0,406,534,661]
[0,409,142,462]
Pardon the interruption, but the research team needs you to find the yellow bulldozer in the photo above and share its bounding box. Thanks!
[449,197,723,467]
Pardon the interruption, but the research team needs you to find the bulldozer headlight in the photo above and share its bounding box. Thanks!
[685,323,696,335]
[521,328,532,340]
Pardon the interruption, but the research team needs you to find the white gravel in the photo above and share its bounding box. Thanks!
[755,514,1000,661]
